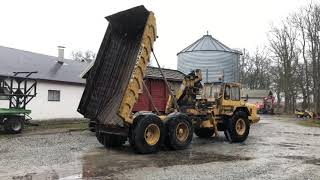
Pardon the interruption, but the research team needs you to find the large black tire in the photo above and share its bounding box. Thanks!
[96,132,126,148]
[128,114,145,147]
[130,114,164,154]
[164,113,193,150]
[194,128,214,138]
[4,117,23,134]
[225,111,250,142]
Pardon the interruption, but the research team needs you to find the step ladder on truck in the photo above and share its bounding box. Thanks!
[0,72,37,134]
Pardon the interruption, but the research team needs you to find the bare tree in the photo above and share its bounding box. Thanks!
[269,20,300,113]
[303,3,320,114]
[72,50,96,63]
[289,3,320,113]
[240,2,320,114]
[240,48,272,89]
[291,10,311,110]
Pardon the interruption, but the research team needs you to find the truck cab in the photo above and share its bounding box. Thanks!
[202,82,260,123]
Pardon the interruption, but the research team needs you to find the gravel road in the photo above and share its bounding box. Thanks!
[0,115,320,180]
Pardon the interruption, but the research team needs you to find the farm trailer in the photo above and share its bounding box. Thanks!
[0,72,37,134]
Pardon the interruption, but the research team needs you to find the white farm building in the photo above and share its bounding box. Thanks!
[0,46,184,120]
[0,46,88,120]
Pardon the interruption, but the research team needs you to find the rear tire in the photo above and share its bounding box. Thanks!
[225,111,250,142]
[130,114,164,154]
[164,113,193,150]
[194,128,214,138]
[4,117,23,134]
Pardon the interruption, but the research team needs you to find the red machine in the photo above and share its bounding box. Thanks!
[257,91,275,114]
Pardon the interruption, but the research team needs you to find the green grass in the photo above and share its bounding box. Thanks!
[298,119,320,128]
[0,118,89,137]
[268,115,320,128]
[26,119,88,131]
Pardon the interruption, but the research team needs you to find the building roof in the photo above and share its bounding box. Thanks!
[145,66,185,81]
[177,34,241,55]
[81,64,185,82]
[243,89,271,98]
[0,46,88,84]
[0,46,185,84]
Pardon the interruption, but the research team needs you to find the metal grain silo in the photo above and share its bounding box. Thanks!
[177,34,241,83]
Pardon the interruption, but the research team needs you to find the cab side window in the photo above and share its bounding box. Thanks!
[224,85,231,100]
[231,86,240,101]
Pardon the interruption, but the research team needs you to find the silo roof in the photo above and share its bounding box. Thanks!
[178,34,241,55]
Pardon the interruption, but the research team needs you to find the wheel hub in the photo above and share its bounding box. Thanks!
[144,124,160,145]
[235,118,246,136]
[12,120,21,131]
[176,122,189,142]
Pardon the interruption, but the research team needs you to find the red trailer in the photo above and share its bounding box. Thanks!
[133,66,184,113]
[257,91,275,114]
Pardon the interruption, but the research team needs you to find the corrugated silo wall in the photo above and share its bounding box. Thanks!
[177,51,240,83]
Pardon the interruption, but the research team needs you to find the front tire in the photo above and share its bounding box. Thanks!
[225,111,250,142]
[4,117,23,134]
[164,113,193,150]
[130,114,164,154]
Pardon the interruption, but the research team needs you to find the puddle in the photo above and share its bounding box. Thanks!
[281,131,320,137]
[277,156,320,166]
[81,146,252,178]
[305,159,320,166]
[278,144,296,148]
[12,171,59,180]
[277,155,307,160]
[258,122,271,125]
[277,142,307,148]
[0,148,9,153]
[12,173,37,180]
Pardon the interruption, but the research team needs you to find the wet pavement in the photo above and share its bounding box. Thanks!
[1,115,320,179]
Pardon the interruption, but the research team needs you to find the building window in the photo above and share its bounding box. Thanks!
[48,90,60,101]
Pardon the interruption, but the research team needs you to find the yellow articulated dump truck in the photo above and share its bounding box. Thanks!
[78,6,260,154]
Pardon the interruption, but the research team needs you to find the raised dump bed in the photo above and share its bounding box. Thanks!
[78,6,156,128]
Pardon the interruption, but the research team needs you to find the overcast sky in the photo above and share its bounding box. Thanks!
[0,0,313,69]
